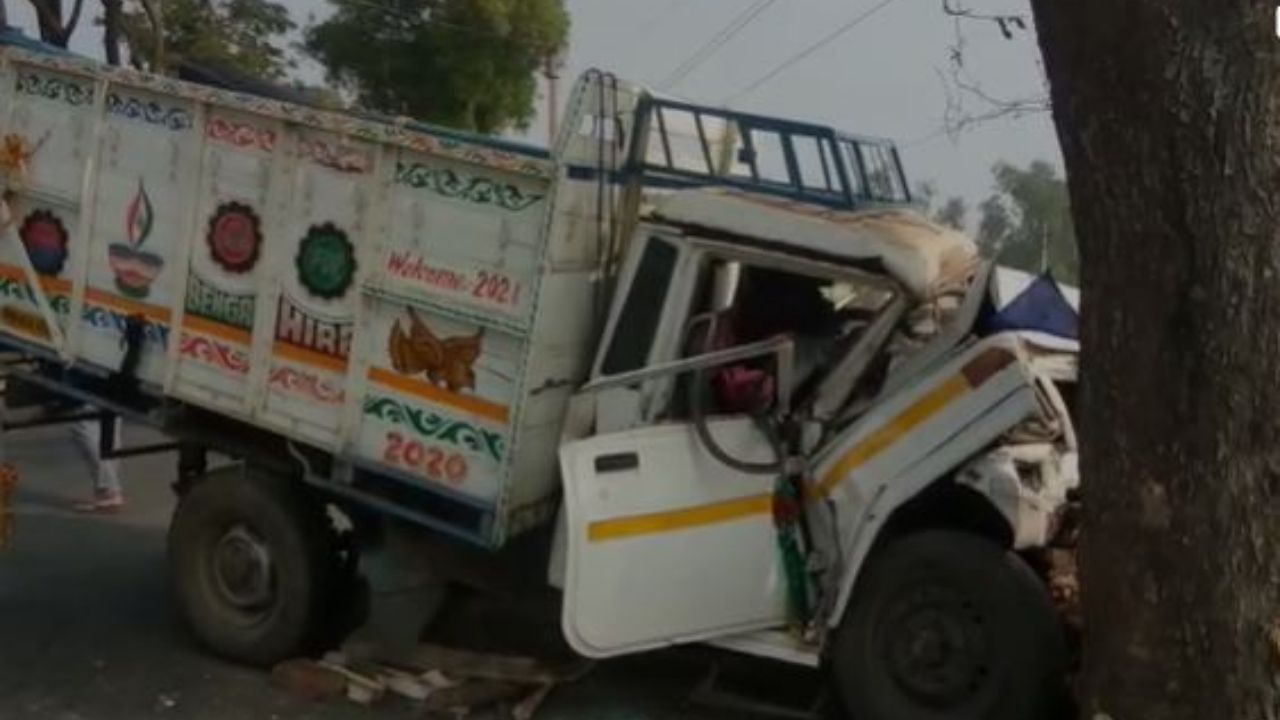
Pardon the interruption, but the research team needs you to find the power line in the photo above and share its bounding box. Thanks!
[722,0,906,104]
[659,0,778,90]
[660,0,774,89]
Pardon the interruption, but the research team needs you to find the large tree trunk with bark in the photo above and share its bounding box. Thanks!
[1031,1,1280,717]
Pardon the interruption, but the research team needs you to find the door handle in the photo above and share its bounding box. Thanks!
[595,452,639,473]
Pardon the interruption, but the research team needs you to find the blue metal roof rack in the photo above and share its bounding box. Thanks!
[625,94,913,211]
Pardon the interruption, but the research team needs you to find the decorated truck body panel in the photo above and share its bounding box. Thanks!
[0,44,583,545]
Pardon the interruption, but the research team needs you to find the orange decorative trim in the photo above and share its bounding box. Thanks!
[183,314,251,345]
[0,262,71,293]
[272,341,348,373]
[84,287,170,323]
[367,366,509,424]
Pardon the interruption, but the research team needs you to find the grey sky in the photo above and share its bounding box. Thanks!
[5,0,1061,208]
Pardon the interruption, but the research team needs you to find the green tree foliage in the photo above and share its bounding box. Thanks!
[305,0,570,133]
[934,196,968,231]
[975,195,1013,255]
[911,180,968,231]
[122,0,295,78]
[976,160,1079,283]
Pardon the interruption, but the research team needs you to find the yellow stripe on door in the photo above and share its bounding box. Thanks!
[588,493,773,542]
[586,372,976,543]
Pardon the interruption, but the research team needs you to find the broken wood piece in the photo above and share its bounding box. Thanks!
[387,644,557,684]
[346,682,379,706]
[511,682,555,720]
[270,659,347,702]
[377,665,431,702]
[420,669,458,690]
[423,680,525,713]
[317,659,386,704]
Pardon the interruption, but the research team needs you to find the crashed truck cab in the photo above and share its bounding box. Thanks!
[550,184,1079,684]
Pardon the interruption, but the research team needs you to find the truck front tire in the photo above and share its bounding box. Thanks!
[168,467,337,667]
[830,530,1066,720]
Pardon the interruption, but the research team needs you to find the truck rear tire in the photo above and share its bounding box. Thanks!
[168,467,337,667]
[829,530,1066,720]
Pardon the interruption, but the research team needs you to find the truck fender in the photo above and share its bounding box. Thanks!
[824,384,1040,629]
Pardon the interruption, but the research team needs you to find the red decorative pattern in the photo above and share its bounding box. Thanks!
[298,137,370,174]
[206,117,277,153]
[180,334,249,374]
[269,366,345,404]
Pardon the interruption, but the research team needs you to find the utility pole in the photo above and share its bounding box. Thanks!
[544,50,567,146]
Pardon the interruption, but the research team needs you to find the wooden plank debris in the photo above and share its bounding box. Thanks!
[271,642,591,718]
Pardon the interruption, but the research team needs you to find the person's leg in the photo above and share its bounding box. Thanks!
[71,410,123,511]
[96,414,123,498]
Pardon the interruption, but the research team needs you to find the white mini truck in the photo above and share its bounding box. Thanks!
[0,33,1079,720]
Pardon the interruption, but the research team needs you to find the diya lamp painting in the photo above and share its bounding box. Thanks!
[108,179,164,299]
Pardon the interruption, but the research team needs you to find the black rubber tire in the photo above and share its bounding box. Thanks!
[830,530,1066,720]
[168,467,337,667]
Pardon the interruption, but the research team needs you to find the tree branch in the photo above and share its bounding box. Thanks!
[59,0,85,43]
[134,0,164,71]
[930,17,1050,139]
[941,0,1027,39]
[25,0,63,43]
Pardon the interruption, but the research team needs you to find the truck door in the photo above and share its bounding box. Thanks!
[558,417,788,658]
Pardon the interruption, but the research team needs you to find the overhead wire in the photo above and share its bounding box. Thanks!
[722,0,906,104]
[658,0,778,90]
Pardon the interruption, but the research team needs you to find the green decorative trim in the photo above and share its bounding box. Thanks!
[0,277,26,302]
[0,277,71,315]
[15,71,92,106]
[364,395,505,462]
[185,273,255,330]
[395,161,544,212]
[4,46,553,180]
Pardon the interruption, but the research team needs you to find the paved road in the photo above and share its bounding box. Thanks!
[0,424,816,720]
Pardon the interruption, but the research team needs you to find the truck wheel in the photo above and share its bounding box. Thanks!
[830,530,1065,720]
[168,467,336,667]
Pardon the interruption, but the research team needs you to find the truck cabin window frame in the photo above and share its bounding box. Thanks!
[597,235,681,377]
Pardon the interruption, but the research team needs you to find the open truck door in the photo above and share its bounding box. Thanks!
[558,416,787,658]
[557,332,798,658]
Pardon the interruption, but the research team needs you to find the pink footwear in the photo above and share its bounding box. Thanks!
[72,492,124,514]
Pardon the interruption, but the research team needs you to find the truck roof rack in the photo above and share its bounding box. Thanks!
[625,94,913,211]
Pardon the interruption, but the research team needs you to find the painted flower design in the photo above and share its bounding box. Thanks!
[19,210,69,276]
[207,202,262,274]
[295,223,356,300]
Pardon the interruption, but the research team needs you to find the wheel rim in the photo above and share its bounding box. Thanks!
[210,524,277,617]
[880,581,991,706]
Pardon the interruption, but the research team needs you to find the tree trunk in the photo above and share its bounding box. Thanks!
[28,0,64,45]
[0,1,9,29]
[102,0,121,65]
[1030,2,1280,717]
